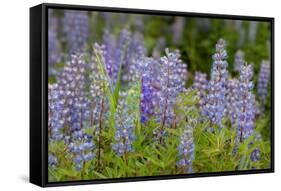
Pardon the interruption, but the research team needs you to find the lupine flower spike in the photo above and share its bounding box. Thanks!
[193,72,208,108]
[177,118,196,173]
[156,49,187,142]
[202,38,228,127]
[112,95,135,157]
[225,78,239,126]
[236,63,256,142]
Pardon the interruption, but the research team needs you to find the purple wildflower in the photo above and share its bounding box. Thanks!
[177,118,196,173]
[225,78,239,126]
[136,57,159,123]
[154,49,187,143]
[202,39,228,127]
[48,153,58,168]
[48,84,64,141]
[68,133,95,171]
[236,64,256,142]
[157,49,186,126]
[193,72,208,108]
[112,96,135,156]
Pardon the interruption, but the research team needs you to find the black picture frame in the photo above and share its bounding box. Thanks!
[30,3,275,187]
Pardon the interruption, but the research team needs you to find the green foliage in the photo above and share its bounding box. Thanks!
[48,83,271,182]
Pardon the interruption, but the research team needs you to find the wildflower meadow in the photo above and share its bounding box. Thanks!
[47,9,272,182]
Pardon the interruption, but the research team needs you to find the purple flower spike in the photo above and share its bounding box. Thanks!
[177,118,196,173]
[193,72,208,108]
[225,78,239,126]
[157,48,187,128]
[202,39,228,127]
[113,97,135,156]
[236,64,256,142]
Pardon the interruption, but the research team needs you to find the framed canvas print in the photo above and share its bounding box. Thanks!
[30,3,274,187]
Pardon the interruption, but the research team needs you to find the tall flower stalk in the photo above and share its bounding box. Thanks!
[90,43,112,170]
[48,54,95,172]
[156,49,187,143]
[112,95,135,158]
[176,89,198,173]
[236,64,255,142]
[202,38,228,127]
[177,121,195,173]
[136,57,159,123]
[193,71,208,108]
[225,78,239,126]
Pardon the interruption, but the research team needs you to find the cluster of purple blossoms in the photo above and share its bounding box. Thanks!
[68,133,95,171]
[48,153,58,168]
[202,39,228,127]
[48,84,64,141]
[56,55,90,133]
[177,119,196,173]
[112,96,135,156]
[193,72,208,108]
[48,55,95,171]
[236,64,256,142]
[136,57,160,123]
[63,10,89,54]
[234,50,245,72]
[156,49,187,128]
[247,134,262,166]
[152,49,187,142]
[257,60,270,109]
[135,49,187,133]
[225,78,239,126]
